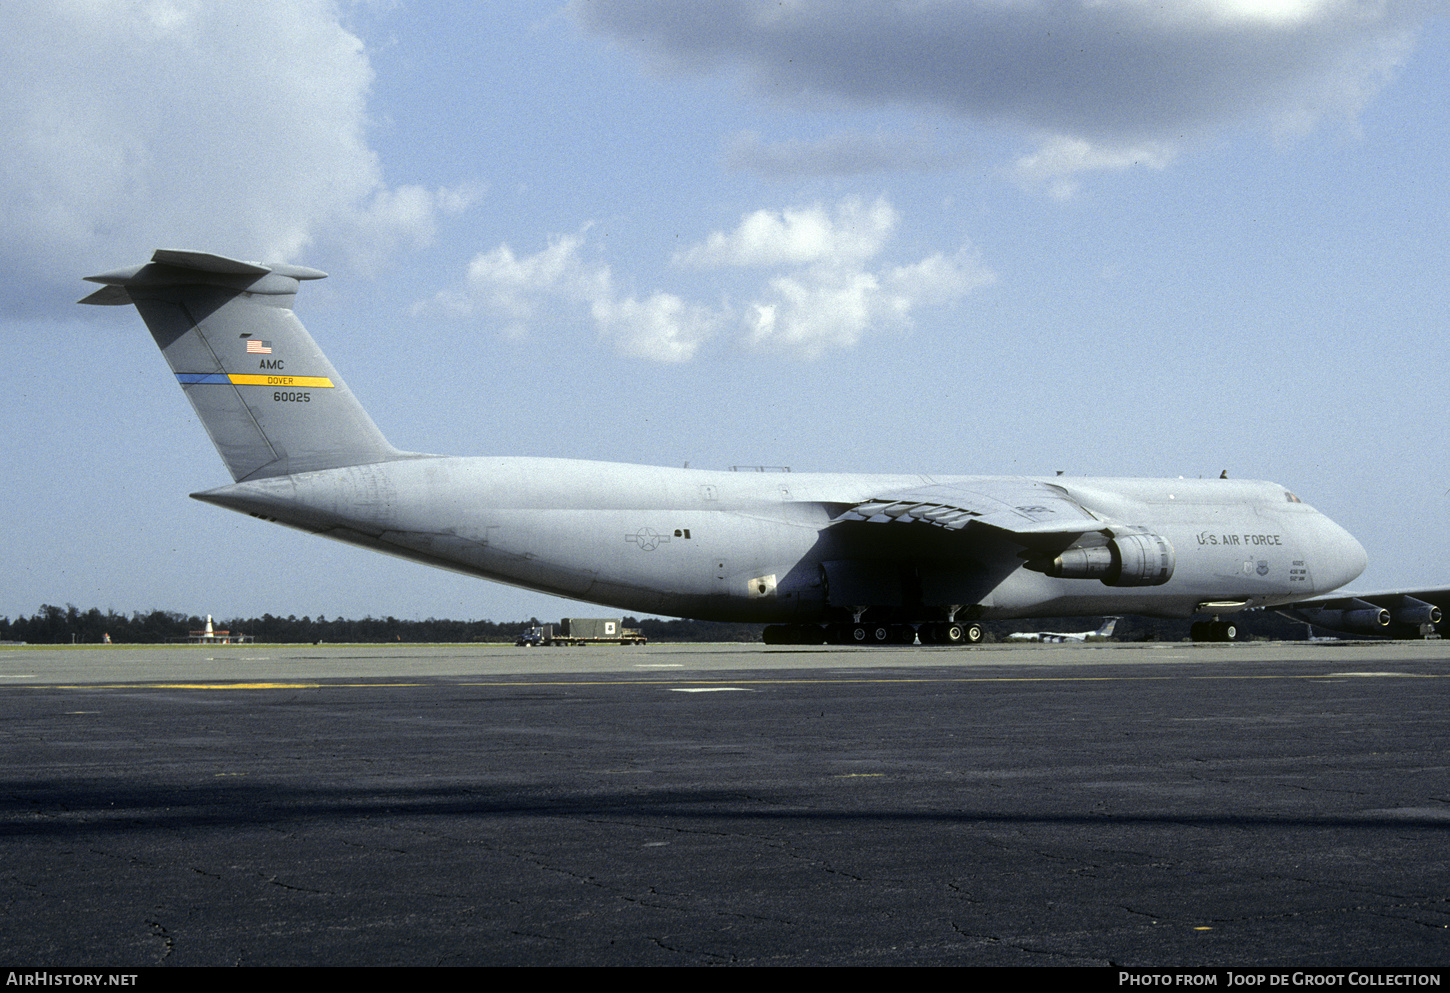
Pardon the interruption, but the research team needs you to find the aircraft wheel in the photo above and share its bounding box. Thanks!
[868,623,893,644]
[964,623,984,644]
[1192,621,1237,642]
[896,625,916,645]
[849,624,871,644]
[762,624,788,645]
[939,623,965,645]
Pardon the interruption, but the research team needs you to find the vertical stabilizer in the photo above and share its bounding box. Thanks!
[82,250,409,481]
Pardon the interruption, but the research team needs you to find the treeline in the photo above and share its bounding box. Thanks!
[0,604,766,645]
[0,604,1313,646]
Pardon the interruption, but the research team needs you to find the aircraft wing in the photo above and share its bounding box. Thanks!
[831,479,1104,548]
[1272,587,1450,637]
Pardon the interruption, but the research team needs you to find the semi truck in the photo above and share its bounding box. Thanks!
[516,618,648,646]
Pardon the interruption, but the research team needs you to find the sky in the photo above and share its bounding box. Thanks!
[2,0,1447,624]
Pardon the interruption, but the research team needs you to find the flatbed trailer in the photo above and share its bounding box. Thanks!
[516,617,647,646]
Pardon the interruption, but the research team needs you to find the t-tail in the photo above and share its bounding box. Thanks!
[81,249,409,482]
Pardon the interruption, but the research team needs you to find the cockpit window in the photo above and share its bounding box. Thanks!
[1284,491,1302,503]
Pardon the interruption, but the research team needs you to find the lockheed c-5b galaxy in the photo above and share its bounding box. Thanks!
[82,250,1371,645]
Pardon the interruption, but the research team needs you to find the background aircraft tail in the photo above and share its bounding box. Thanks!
[82,250,408,482]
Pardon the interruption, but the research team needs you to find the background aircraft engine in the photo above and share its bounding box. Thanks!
[1048,531,1175,587]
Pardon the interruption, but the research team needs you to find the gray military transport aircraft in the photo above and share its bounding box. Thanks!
[1005,617,1119,644]
[82,249,1372,645]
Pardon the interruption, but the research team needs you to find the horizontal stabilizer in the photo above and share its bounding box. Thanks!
[81,249,327,306]
[78,285,134,306]
[150,250,273,276]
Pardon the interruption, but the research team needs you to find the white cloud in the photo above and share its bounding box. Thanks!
[573,0,1432,191]
[425,229,714,362]
[431,197,994,362]
[674,197,897,268]
[679,197,993,357]
[742,245,995,359]
[592,293,720,363]
[325,183,481,275]
[1118,0,1349,29]
[1009,137,1177,199]
[465,231,606,318]
[746,268,883,357]
[886,247,998,308]
[0,0,465,308]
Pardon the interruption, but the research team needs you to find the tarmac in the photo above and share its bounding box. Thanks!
[2,640,1448,966]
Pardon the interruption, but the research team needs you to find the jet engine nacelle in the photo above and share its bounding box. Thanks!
[1049,531,1175,587]
[1310,607,1391,633]
[1391,600,1442,626]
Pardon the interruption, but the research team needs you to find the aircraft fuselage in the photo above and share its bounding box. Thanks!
[194,457,1367,624]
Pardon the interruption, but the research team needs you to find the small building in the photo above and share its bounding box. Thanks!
[188,615,252,644]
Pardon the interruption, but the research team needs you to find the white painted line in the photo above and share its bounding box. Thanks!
[1326,671,1413,677]
[670,687,754,693]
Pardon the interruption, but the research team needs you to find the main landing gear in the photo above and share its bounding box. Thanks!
[916,621,984,645]
[1189,620,1238,642]
[761,621,984,646]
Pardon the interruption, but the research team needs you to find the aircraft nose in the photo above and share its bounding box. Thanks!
[1315,515,1367,593]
